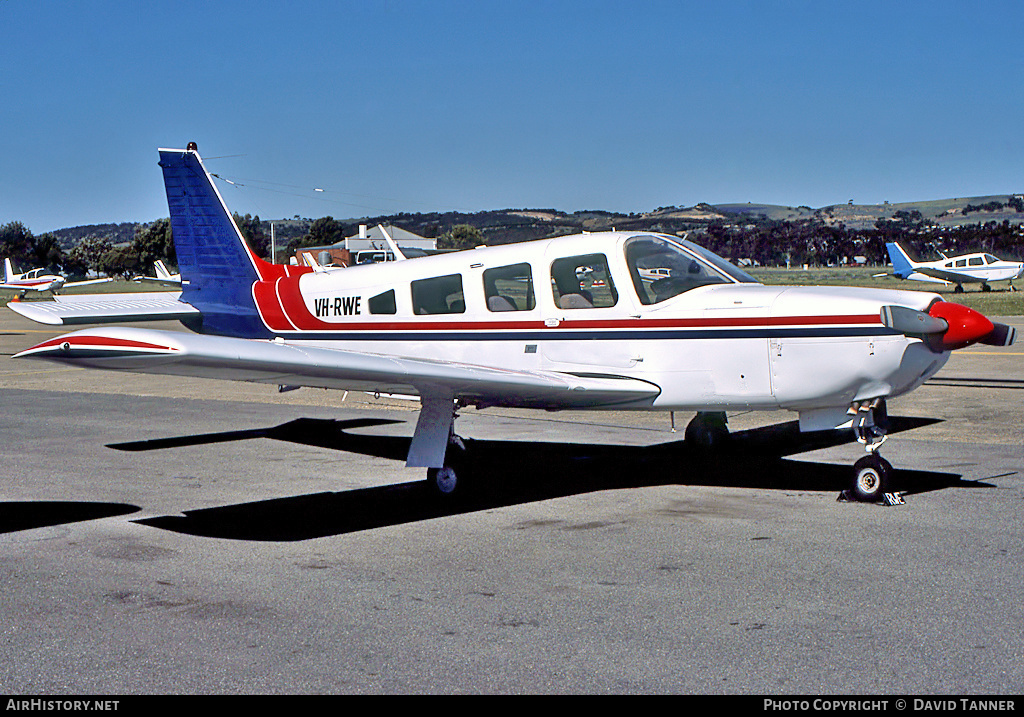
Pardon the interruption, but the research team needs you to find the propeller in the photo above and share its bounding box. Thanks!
[881,301,1016,351]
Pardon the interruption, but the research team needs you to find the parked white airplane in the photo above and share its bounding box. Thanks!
[886,242,1023,292]
[2,258,112,295]
[10,145,1017,503]
[132,260,181,286]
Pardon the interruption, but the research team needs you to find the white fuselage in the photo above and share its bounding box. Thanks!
[923,253,1023,283]
[251,232,950,423]
[3,267,65,292]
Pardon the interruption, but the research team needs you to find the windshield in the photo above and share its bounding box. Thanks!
[675,236,758,284]
[624,234,757,305]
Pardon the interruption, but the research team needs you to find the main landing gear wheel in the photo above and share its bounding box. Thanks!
[428,465,459,496]
[426,435,471,498]
[851,454,892,503]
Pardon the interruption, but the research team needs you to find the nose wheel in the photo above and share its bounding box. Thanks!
[851,454,892,503]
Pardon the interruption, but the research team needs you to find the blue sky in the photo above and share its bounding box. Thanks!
[3,0,1023,234]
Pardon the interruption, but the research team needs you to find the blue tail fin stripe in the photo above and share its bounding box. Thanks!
[158,147,269,338]
[886,243,915,279]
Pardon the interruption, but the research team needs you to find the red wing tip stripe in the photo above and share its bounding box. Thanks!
[28,336,180,353]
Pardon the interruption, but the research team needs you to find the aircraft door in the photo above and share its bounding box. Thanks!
[539,247,640,369]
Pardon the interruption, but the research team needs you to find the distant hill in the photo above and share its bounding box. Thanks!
[42,193,1024,249]
[46,222,139,249]
[711,195,1024,230]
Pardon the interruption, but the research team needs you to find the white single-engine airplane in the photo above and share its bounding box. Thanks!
[10,145,1018,503]
[885,242,1023,292]
[2,258,113,295]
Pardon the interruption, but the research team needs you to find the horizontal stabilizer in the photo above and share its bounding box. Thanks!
[6,292,199,326]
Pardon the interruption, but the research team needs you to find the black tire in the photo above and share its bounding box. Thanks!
[851,455,892,503]
[426,436,471,498]
[684,412,730,451]
[427,465,460,496]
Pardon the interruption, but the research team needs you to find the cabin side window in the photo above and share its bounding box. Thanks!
[624,235,729,305]
[411,274,465,314]
[550,254,617,309]
[368,289,397,315]
[483,263,535,312]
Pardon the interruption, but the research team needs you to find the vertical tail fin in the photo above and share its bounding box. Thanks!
[301,251,325,271]
[158,144,269,337]
[4,258,14,283]
[154,260,173,280]
[885,242,916,279]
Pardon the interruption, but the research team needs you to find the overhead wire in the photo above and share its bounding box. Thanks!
[209,172,476,215]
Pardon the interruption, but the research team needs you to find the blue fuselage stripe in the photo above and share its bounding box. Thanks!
[267,326,899,342]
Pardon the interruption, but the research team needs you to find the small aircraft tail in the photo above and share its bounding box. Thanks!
[885,242,917,279]
[158,144,297,337]
[4,258,15,283]
[300,251,325,271]
[154,260,173,280]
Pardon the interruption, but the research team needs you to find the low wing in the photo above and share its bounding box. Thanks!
[905,270,950,284]
[14,327,661,410]
[62,277,115,289]
[6,292,200,326]
[0,282,43,290]
[913,266,980,284]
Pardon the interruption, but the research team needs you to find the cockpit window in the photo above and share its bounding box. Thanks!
[625,235,741,305]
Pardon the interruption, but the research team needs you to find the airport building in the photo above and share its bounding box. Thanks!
[292,224,436,267]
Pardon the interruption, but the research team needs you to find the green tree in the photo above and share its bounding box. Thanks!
[31,233,65,269]
[131,219,175,271]
[0,221,37,270]
[288,216,346,255]
[99,244,139,278]
[234,213,269,259]
[67,236,113,276]
[438,224,483,250]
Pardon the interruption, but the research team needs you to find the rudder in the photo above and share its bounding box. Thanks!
[158,144,267,337]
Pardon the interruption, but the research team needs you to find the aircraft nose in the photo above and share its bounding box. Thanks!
[927,301,1014,350]
[882,301,1015,350]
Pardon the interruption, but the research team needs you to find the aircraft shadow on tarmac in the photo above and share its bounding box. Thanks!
[0,501,140,534]
[89,414,994,542]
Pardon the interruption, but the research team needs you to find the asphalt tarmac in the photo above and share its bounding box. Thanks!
[0,307,1022,695]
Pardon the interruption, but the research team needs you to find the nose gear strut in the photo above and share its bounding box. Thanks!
[842,398,900,504]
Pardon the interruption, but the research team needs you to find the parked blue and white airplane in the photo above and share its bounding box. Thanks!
[9,145,1017,502]
[886,242,1023,292]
